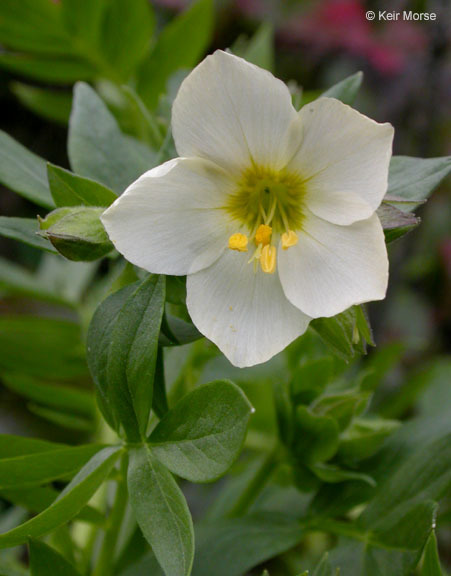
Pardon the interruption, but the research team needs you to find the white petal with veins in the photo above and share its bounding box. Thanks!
[101,157,233,276]
[278,211,388,318]
[187,249,311,367]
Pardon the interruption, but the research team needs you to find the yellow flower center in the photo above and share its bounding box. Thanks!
[225,165,304,273]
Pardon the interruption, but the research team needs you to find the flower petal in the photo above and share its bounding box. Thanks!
[186,249,310,368]
[278,211,388,318]
[101,157,234,275]
[172,50,297,174]
[288,98,394,225]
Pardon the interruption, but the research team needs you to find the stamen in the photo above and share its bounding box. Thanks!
[260,245,276,274]
[255,224,272,246]
[228,233,248,252]
[281,230,298,250]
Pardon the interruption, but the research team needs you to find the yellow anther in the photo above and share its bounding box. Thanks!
[281,230,298,250]
[228,233,248,252]
[260,245,276,274]
[255,224,272,246]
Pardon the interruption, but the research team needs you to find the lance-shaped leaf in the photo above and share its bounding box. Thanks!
[0,130,54,208]
[421,532,443,576]
[0,442,104,490]
[0,446,121,548]
[321,71,363,105]
[136,0,213,109]
[377,203,419,243]
[87,275,165,440]
[192,513,303,576]
[149,380,253,482]
[387,156,451,211]
[29,539,82,576]
[1,485,104,525]
[311,305,373,361]
[47,164,117,207]
[68,83,155,193]
[0,216,57,253]
[39,206,113,261]
[128,445,194,576]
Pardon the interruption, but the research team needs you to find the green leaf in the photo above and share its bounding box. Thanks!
[11,83,72,125]
[149,380,252,482]
[236,23,274,71]
[362,433,451,526]
[39,206,113,261]
[290,357,333,405]
[87,275,165,440]
[377,203,419,243]
[0,442,103,489]
[47,164,117,207]
[313,553,332,576]
[0,316,88,380]
[1,372,94,420]
[293,406,339,463]
[0,131,54,208]
[310,463,376,487]
[0,256,70,306]
[421,532,443,576]
[329,500,437,575]
[0,217,56,253]
[321,71,363,105]
[0,53,95,83]
[312,391,370,430]
[100,0,154,80]
[311,305,373,361]
[387,156,451,211]
[127,445,194,576]
[60,0,107,47]
[29,539,81,576]
[1,485,104,525]
[0,0,71,54]
[68,83,155,193]
[136,0,213,109]
[337,417,401,464]
[0,434,65,459]
[152,347,169,419]
[0,446,121,548]
[192,513,303,576]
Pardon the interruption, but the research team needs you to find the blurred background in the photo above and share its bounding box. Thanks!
[0,0,450,572]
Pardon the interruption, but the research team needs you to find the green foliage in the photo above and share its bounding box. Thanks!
[136,0,214,109]
[0,441,103,489]
[149,380,252,482]
[0,131,54,209]
[87,275,165,440]
[0,19,450,576]
[127,446,194,576]
[321,71,363,105]
[10,83,72,125]
[232,23,275,71]
[0,447,121,548]
[311,305,373,360]
[0,316,87,380]
[29,539,81,576]
[0,217,57,253]
[39,206,113,261]
[387,156,451,210]
[421,532,443,576]
[68,83,155,193]
[47,164,117,207]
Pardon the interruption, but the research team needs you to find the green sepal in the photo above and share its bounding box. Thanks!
[38,206,113,261]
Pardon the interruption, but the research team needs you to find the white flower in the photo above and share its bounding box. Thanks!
[101,50,393,368]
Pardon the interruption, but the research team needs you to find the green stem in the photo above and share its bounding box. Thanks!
[92,454,129,576]
[226,447,280,518]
